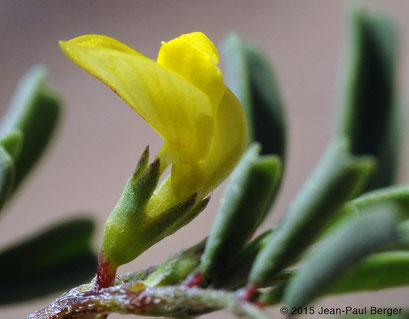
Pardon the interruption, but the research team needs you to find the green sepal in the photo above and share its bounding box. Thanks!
[143,239,206,287]
[161,196,210,238]
[145,192,198,242]
[336,7,399,190]
[101,148,209,267]
[131,145,150,180]
[101,154,161,266]
[0,146,15,212]
[0,65,61,191]
[283,203,405,308]
[249,137,375,286]
[0,217,96,304]
[200,144,281,279]
[0,129,23,162]
[222,33,286,160]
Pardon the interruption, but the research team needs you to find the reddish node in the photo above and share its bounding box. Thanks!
[185,271,204,288]
[96,253,117,289]
[241,283,257,301]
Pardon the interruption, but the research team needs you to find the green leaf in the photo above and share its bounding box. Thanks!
[0,217,96,304]
[0,146,15,212]
[222,34,253,139]
[243,44,286,159]
[249,137,375,286]
[260,220,409,305]
[258,284,285,306]
[336,7,399,190]
[261,251,409,306]
[222,34,286,159]
[143,239,205,287]
[328,251,409,294]
[0,129,23,162]
[0,65,61,190]
[324,185,409,236]
[283,204,404,308]
[212,229,275,289]
[200,144,282,279]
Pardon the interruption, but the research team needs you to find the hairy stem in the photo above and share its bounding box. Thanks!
[28,285,270,319]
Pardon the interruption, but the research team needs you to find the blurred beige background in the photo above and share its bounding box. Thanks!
[1,1,409,318]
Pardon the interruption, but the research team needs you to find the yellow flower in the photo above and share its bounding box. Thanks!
[60,32,248,208]
[60,33,248,284]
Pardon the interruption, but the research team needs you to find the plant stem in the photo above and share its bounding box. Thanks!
[28,284,270,319]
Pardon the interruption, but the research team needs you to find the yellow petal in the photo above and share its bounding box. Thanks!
[202,86,248,192]
[59,34,213,163]
[171,86,248,198]
[157,32,224,108]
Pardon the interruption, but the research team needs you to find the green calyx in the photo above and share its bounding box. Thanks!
[101,147,209,268]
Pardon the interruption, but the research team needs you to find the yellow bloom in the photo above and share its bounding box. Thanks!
[60,33,248,282]
[60,32,248,207]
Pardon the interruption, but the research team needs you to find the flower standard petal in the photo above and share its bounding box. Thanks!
[60,35,213,165]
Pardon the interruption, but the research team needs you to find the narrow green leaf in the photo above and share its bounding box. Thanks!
[260,223,409,306]
[222,34,253,140]
[0,146,15,212]
[328,251,409,294]
[258,284,285,306]
[0,129,23,162]
[200,144,281,279]
[243,44,286,159]
[221,34,287,233]
[262,251,409,305]
[212,229,275,289]
[222,34,287,160]
[324,185,409,236]
[249,137,375,286]
[336,7,399,190]
[0,217,96,304]
[284,204,404,308]
[0,65,61,190]
[143,239,205,287]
